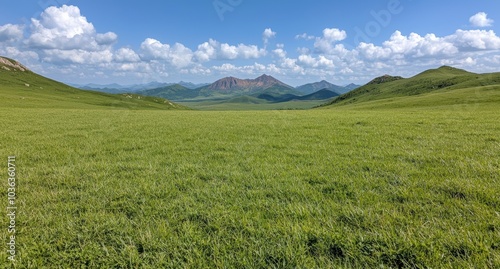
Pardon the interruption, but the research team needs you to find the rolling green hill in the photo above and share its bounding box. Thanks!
[249,84,303,98]
[0,56,188,110]
[322,66,500,108]
[139,84,201,101]
[296,80,348,95]
[257,89,339,102]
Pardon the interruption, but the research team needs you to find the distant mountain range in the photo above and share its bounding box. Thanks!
[74,75,360,102]
[257,89,340,103]
[296,80,359,95]
[72,81,210,94]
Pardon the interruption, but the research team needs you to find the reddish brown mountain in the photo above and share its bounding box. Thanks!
[205,74,293,93]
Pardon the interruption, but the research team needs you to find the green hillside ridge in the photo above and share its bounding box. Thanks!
[257,89,339,103]
[367,74,404,85]
[249,85,303,98]
[222,95,268,104]
[322,66,500,108]
[296,80,345,95]
[139,84,201,101]
[0,56,188,110]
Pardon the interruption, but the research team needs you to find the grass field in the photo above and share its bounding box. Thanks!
[179,99,328,110]
[1,102,499,268]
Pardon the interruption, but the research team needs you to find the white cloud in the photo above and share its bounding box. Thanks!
[0,46,39,62]
[96,32,118,45]
[263,28,276,46]
[28,5,117,50]
[314,28,347,54]
[273,45,287,58]
[213,63,237,72]
[382,31,458,57]
[140,38,194,68]
[297,54,334,68]
[353,29,500,62]
[42,49,113,65]
[0,24,24,42]
[381,31,421,54]
[357,42,392,60]
[211,62,284,76]
[448,29,500,50]
[114,48,141,62]
[140,38,171,59]
[183,65,212,75]
[340,67,353,74]
[118,63,137,71]
[169,43,194,68]
[194,39,266,61]
[317,55,334,68]
[297,54,316,67]
[470,12,494,27]
[295,33,315,40]
[219,43,239,59]
[194,39,218,62]
[220,43,266,59]
[323,28,347,42]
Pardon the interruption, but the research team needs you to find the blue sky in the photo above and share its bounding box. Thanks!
[1,0,500,86]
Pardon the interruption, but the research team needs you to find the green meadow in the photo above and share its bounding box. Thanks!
[1,103,499,268]
[1,61,500,268]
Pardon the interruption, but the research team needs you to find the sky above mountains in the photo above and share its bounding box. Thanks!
[1,0,499,86]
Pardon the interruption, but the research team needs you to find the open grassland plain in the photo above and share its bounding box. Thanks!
[179,99,328,111]
[0,105,499,268]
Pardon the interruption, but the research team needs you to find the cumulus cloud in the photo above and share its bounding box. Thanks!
[273,44,287,58]
[353,29,500,62]
[383,31,458,57]
[140,38,194,68]
[357,42,392,60]
[28,5,117,50]
[41,49,113,65]
[0,24,24,42]
[213,63,237,72]
[449,29,500,50]
[470,12,494,27]
[193,39,266,61]
[323,28,347,42]
[297,54,316,66]
[114,48,141,62]
[263,28,276,46]
[297,54,334,68]
[96,32,118,45]
[211,62,284,76]
[222,43,266,59]
[314,28,347,54]
[194,39,218,62]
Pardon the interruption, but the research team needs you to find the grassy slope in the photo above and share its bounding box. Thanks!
[323,66,500,108]
[180,99,329,111]
[139,84,201,101]
[0,59,188,110]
